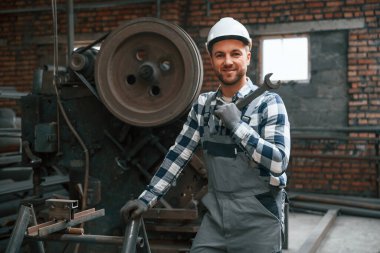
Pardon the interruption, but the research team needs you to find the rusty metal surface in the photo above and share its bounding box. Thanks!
[27,208,105,237]
[45,199,78,221]
[95,17,203,127]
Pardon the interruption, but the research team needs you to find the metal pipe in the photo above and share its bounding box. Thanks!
[5,205,31,253]
[51,0,90,213]
[291,135,379,142]
[290,201,380,219]
[290,153,380,161]
[0,0,165,14]
[156,0,160,18]
[43,64,67,72]
[29,205,46,253]
[0,89,28,99]
[204,0,211,16]
[26,234,124,245]
[291,126,380,133]
[126,135,154,160]
[0,174,69,196]
[290,194,380,211]
[121,218,141,253]
[0,128,21,135]
[67,0,74,66]
[376,132,380,198]
[140,219,152,253]
[283,203,289,250]
[32,68,44,94]
[288,192,380,204]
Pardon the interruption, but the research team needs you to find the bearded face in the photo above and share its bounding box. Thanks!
[210,39,251,87]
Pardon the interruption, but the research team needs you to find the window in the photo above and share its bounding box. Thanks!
[261,36,309,82]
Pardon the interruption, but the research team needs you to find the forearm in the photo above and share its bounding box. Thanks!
[270,173,287,188]
[232,122,289,175]
[138,140,197,207]
[231,93,291,176]
[138,105,201,208]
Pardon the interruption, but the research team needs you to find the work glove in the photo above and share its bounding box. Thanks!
[120,199,148,223]
[214,101,242,131]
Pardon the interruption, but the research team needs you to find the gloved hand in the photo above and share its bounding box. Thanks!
[214,101,242,130]
[120,199,148,223]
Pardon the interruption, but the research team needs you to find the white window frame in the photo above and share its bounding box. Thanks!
[259,34,310,83]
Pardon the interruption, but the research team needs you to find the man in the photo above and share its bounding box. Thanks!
[121,17,290,253]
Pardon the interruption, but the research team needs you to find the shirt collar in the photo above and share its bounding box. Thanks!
[215,77,259,101]
[236,78,258,98]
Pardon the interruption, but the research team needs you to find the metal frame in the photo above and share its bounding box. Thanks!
[6,202,152,253]
[296,209,338,253]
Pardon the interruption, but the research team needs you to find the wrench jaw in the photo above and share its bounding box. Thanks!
[264,73,281,89]
[234,72,282,110]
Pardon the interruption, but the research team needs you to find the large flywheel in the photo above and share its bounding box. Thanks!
[95,17,203,127]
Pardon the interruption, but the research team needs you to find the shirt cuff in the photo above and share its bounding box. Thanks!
[138,190,158,208]
[232,121,259,147]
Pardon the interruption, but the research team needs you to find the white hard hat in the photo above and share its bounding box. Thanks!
[206,17,252,53]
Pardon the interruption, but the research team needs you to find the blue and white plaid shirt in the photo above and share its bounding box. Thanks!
[139,78,291,207]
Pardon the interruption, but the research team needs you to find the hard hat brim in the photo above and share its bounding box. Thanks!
[207,35,251,53]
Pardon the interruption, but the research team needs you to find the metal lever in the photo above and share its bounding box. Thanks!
[22,141,42,166]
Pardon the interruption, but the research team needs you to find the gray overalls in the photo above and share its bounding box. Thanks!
[190,92,285,253]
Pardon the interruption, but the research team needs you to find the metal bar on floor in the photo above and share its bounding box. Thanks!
[296,209,339,253]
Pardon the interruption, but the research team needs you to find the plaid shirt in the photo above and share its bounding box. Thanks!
[139,78,291,207]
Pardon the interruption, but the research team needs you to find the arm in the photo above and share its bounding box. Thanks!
[232,93,291,176]
[137,97,203,208]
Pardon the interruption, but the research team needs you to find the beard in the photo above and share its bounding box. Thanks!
[215,69,245,86]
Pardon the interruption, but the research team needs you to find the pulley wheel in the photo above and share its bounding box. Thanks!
[95,17,203,127]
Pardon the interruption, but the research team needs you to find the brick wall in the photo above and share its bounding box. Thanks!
[291,133,378,197]
[0,0,379,196]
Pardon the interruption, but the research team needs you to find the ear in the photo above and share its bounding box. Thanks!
[246,50,251,66]
[209,52,216,68]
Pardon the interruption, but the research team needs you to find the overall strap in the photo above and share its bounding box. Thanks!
[203,92,217,127]
[241,91,268,124]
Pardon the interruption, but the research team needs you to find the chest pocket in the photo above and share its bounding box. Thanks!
[241,92,268,133]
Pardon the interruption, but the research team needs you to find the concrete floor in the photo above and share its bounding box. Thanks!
[283,212,380,253]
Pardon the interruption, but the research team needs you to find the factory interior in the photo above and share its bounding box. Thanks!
[1,0,380,252]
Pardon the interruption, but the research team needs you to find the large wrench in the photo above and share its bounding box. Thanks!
[235,73,281,110]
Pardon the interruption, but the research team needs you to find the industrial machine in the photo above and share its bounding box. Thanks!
[1,17,207,253]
